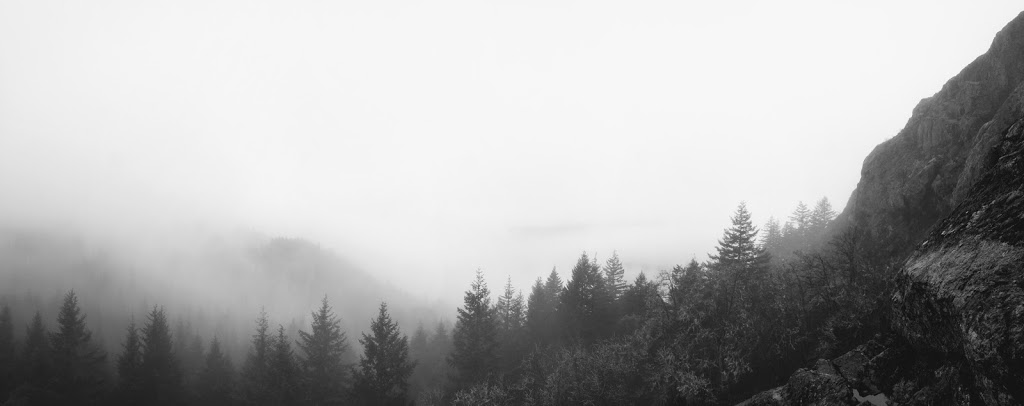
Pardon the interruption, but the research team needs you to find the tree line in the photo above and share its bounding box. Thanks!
[0,196,899,405]
[442,198,897,405]
[0,294,415,405]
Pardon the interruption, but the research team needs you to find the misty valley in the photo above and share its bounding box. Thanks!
[4,2,1024,406]
[0,199,871,406]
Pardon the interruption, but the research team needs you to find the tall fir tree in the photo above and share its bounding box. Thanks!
[603,251,628,300]
[139,306,183,405]
[525,277,550,344]
[620,272,662,322]
[116,320,144,404]
[541,268,565,343]
[49,290,106,404]
[195,337,235,406]
[448,270,499,391]
[240,308,272,405]
[810,197,837,234]
[495,277,526,333]
[711,202,770,272]
[297,295,350,405]
[415,321,452,403]
[353,302,416,406]
[408,323,430,400]
[410,323,428,359]
[494,277,527,375]
[561,252,614,342]
[706,202,774,392]
[761,216,784,255]
[267,325,300,405]
[20,312,52,390]
[180,333,205,392]
[786,201,812,251]
[543,267,563,299]
[789,201,811,230]
[669,259,707,312]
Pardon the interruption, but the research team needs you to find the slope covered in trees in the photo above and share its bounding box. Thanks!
[0,198,850,405]
[7,11,1024,405]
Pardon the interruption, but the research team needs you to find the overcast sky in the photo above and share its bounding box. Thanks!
[1,0,1021,301]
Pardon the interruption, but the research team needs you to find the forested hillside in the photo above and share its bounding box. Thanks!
[3,5,1024,406]
[1,197,876,405]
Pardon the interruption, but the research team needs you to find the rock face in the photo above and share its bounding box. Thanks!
[837,10,1024,250]
[741,9,1024,406]
[892,116,1024,404]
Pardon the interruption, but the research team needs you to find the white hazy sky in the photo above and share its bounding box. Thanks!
[1,0,1021,301]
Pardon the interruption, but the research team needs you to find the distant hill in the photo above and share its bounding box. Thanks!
[0,227,446,361]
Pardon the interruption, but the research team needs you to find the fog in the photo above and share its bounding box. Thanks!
[1,0,1020,315]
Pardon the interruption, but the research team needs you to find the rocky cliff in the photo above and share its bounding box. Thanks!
[741,9,1024,406]
[838,10,1024,250]
[891,115,1024,404]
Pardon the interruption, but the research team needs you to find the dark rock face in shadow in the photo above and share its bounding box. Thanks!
[836,10,1024,252]
[741,9,1024,406]
[892,116,1024,404]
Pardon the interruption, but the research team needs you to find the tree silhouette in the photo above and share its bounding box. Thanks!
[561,252,614,342]
[603,251,628,300]
[49,290,106,404]
[267,325,300,405]
[297,295,350,405]
[116,319,144,404]
[239,308,272,405]
[449,270,499,391]
[353,302,415,405]
[195,337,235,406]
[139,306,183,405]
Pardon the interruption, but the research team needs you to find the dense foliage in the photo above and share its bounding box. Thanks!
[0,197,899,405]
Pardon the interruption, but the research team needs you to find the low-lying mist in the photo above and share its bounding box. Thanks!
[0,225,447,363]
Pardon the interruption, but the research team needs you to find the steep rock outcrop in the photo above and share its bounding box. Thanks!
[741,9,1024,406]
[891,116,1024,404]
[837,10,1024,249]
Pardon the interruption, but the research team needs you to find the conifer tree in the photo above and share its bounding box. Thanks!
[761,216,783,255]
[418,321,452,400]
[116,320,144,404]
[408,322,432,400]
[711,202,770,272]
[543,267,563,299]
[195,337,235,406]
[0,304,13,398]
[181,333,205,391]
[20,312,52,390]
[790,201,810,230]
[561,252,614,342]
[669,259,707,311]
[786,201,812,250]
[240,308,271,405]
[448,270,499,390]
[620,272,662,321]
[297,295,350,405]
[494,277,527,375]
[526,267,564,345]
[603,251,628,300]
[525,277,547,337]
[268,325,300,405]
[411,323,428,359]
[810,197,837,233]
[432,321,450,351]
[353,302,415,406]
[495,277,526,332]
[706,202,774,392]
[139,306,183,405]
[49,290,106,404]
